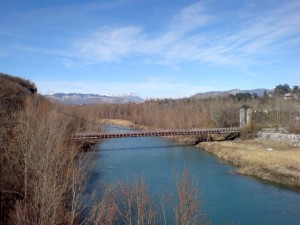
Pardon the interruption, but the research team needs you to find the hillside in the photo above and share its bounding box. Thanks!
[0,72,37,140]
[0,73,38,222]
[0,73,93,224]
[192,88,271,99]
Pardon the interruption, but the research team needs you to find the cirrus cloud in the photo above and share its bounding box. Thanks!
[65,0,300,69]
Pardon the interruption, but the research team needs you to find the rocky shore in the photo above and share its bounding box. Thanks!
[256,131,300,146]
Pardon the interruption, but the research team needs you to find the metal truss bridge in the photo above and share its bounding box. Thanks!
[74,127,242,141]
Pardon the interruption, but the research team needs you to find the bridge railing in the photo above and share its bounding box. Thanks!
[74,127,242,140]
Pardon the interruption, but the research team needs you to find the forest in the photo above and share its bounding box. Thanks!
[71,84,300,133]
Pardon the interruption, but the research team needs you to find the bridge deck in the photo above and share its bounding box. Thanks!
[74,127,241,140]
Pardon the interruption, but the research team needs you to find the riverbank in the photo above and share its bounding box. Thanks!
[99,119,300,188]
[197,140,300,188]
[99,119,149,130]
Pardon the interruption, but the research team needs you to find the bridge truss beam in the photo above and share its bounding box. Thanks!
[74,128,242,140]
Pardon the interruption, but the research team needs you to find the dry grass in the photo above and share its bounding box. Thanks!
[99,119,157,131]
[197,140,300,187]
[99,119,136,127]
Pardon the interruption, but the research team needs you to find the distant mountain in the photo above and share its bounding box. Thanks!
[191,88,271,99]
[45,93,144,104]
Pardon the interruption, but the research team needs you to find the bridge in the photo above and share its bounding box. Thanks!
[74,127,242,141]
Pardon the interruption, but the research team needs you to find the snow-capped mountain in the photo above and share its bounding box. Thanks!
[45,93,144,104]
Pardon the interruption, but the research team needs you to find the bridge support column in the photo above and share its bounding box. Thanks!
[240,106,253,127]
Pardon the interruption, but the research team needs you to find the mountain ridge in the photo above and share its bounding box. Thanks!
[45,93,144,104]
[45,88,273,104]
[191,88,272,99]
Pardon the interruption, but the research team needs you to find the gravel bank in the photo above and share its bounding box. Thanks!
[256,132,300,146]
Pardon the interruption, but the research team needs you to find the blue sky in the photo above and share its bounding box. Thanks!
[1,0,299,98]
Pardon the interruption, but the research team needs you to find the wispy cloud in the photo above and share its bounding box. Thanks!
[13,0,300,70]
[65,1,213,65]
[60,2,211,65]
[72,26,142,63]
[169,1,212,35]
[65,0,299,68]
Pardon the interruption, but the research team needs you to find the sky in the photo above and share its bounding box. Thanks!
[1,0,299,98]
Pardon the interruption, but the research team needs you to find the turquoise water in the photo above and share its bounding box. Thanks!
[85,126,300,225]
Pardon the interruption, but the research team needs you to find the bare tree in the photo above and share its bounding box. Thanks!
[172,169,201,225]
[113,178,157,225]
[6,98,88,225]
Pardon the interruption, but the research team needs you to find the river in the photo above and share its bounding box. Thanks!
[85,126,300,225]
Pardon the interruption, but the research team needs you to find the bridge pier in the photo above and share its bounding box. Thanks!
[240,106,253,128]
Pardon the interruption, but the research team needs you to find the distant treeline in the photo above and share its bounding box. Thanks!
[72,83,299,134]
[229,92,258,101]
